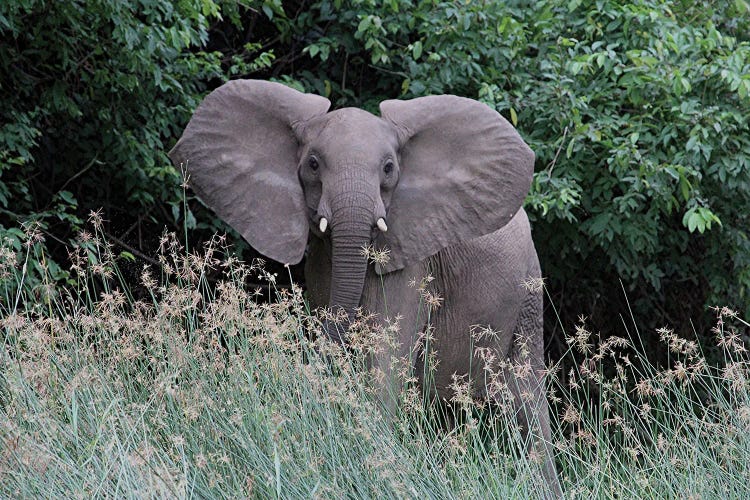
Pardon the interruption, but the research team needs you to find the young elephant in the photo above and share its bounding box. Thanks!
[170,80,561,497]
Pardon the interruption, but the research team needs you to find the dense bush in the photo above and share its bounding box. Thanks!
[2,0,749,353]
[0,0,262,283]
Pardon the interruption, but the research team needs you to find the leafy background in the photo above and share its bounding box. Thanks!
[2,0,749,361]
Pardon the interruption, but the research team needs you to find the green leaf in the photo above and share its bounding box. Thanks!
[685,134,698,152]
[679,177,691,202]
[57,190,77,206]
[688,212,702,233]
[185,209,197,230]
[119,251,136,262]
[589,213,612,236]
[680,77,691,93]
[412,41,422,59]
[566,137,576,159]
[510,107,518,126]
[357,16,371,34]
[567,0,582,11]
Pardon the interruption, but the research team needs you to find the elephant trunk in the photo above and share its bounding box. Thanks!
[324,190,376,344]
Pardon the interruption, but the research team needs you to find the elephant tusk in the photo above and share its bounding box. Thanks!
[376,218,388,232]
[319,217,328,233]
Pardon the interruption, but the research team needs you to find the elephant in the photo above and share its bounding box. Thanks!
[170,79,561,497]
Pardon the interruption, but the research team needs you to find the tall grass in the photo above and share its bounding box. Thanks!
[1,217,749,498]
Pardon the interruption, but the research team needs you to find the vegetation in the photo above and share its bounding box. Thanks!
[1,225,750,497]
[2,1,750,495]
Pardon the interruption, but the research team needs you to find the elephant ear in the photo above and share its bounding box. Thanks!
[169,80,330,264]
[376,95,534,274]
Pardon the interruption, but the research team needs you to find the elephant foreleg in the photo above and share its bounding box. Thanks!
[361,266,426,417]
[497,292,562,499]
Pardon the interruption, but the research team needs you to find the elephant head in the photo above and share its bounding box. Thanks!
[169,80,534,340]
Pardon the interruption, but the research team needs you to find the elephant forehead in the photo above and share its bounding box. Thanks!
[314,108,397,150]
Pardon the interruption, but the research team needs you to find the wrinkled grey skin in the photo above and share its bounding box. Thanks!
[170,80,561,497]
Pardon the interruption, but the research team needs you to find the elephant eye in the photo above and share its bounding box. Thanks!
[308,156,319,171]
[383,160,394,175]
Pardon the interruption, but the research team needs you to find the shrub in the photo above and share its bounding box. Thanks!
[0,0,268,288]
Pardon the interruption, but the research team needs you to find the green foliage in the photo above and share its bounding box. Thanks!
[517,0,750,314]
[0,0,268,288]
